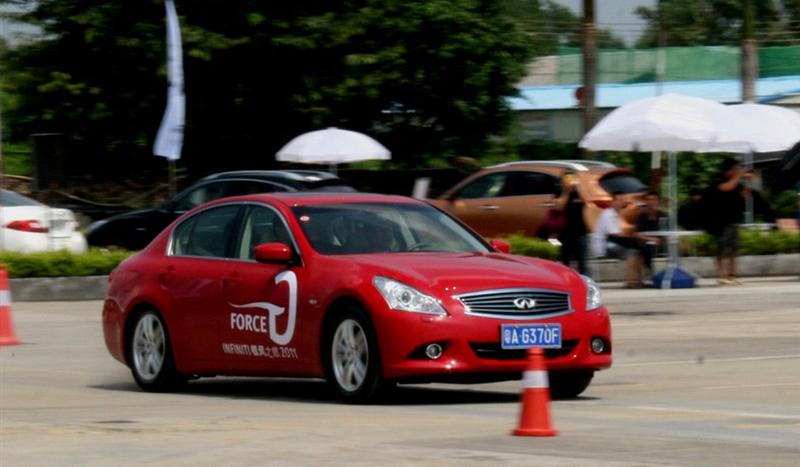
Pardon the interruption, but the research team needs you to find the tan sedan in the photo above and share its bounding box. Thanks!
[429,160,646,238]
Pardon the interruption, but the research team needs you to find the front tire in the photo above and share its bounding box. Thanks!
[549,370,594,399]
[323,307,385,403]
[129,310,185,392]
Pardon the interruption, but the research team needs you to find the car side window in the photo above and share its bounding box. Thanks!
[235,206,292,260]
[501,171,561,197]
[173,182,228,212]
[171,205,241,258]
[455,173,508,199]
[172,180,282,212]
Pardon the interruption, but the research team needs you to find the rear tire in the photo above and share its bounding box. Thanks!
[549,370,594,399]
[322,306,385,403]
[128,309,185,392]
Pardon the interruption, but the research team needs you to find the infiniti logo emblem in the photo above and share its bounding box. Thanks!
[513,297,536,310]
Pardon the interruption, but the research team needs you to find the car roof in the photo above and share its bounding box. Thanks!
[486,160,617,172]
[223,192,421,207]
[199,170,343,184]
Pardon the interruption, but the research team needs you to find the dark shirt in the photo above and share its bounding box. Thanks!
[678,199,703,230]
[636,208,668,233]
[562,190,587,236]
[704,181,745,234]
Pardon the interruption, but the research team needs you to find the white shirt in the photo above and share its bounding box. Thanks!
[592,208,622,257]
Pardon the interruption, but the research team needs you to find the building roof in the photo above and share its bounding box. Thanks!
[509,75,800,111]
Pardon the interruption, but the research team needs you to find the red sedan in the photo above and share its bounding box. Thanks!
[103,193,611,402]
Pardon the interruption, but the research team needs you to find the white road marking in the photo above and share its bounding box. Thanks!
[628,405,800,421]
[617,354,800,367]
[701,382,800,391]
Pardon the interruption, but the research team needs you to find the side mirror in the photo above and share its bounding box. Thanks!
[253,242,294,263]
[490,239,511,254]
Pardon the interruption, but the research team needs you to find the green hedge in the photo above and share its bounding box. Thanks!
[0,249,135,278]
[687,230,800,256]
[501,234,560,260]
[502,230,800,260]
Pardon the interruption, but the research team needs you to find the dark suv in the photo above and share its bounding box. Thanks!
[86,170,354,250]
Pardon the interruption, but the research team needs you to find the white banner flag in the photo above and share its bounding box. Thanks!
[153,0,185,161]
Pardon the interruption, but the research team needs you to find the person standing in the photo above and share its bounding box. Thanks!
[705,158,747,285]
[556,172,588,275]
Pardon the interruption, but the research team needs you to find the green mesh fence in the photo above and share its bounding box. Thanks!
[555,45,800,85]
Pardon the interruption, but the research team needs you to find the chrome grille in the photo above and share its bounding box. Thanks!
[455,288,572,319]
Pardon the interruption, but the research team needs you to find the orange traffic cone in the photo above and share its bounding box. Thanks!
[512,347,557,436]
[0,267,21,347]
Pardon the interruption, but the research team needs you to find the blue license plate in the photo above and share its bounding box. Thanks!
[501,324,562,349]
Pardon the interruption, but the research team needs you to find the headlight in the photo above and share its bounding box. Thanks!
[372,276,447,316]
[581,275,603,310]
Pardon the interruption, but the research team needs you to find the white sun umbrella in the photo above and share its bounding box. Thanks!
[698,103,800,224]
[580,93,752,152]
[276,127,390,173]
[698,103,800,154]
[579,93,752,289]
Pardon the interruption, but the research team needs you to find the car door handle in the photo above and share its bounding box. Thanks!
[540,202,556,208]
[223,272,240,289]
[160,266,176,281]
[480,205,499,210]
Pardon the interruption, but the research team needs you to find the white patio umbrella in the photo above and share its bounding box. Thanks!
[579,94,752,289]
[276,127,390,173]
[697,103,800,154]
[579,93,752,152]
[699,103,800,224]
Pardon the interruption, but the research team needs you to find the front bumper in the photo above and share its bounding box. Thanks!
[372,305,612,382]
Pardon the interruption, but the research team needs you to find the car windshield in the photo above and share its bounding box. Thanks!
[292,202,490,255]
[0,189,41,207]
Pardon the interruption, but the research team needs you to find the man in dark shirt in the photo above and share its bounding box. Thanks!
[704,158,747,285]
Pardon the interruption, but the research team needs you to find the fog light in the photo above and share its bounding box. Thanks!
[591,338,605,354]
[425,343,443,360]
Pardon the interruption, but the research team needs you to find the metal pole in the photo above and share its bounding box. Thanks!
[662,151,679,289]
[168,160,177,198]
[744,151,754,225]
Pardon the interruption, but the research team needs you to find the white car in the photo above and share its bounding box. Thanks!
[1,189,88,253]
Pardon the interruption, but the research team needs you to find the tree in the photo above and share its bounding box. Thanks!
[500,0,625,56]
[634,0,784,47]
[1,0,535,176]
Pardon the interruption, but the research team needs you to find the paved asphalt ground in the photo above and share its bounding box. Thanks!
[2,277,799,466]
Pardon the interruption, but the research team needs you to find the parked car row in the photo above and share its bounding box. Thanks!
[1,161,647,253]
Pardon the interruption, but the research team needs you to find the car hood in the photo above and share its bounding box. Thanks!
[345,252,582,295]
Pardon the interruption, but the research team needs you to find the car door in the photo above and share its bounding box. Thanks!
[220,204,305,371]
[494,171,562,236]
[444,171,560,237]
[162,204,242,364]
[445,172,511,237]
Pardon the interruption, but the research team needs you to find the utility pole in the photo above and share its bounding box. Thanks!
[741,0,757,103]
[741,0,757,225]
[581,0,597,159]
